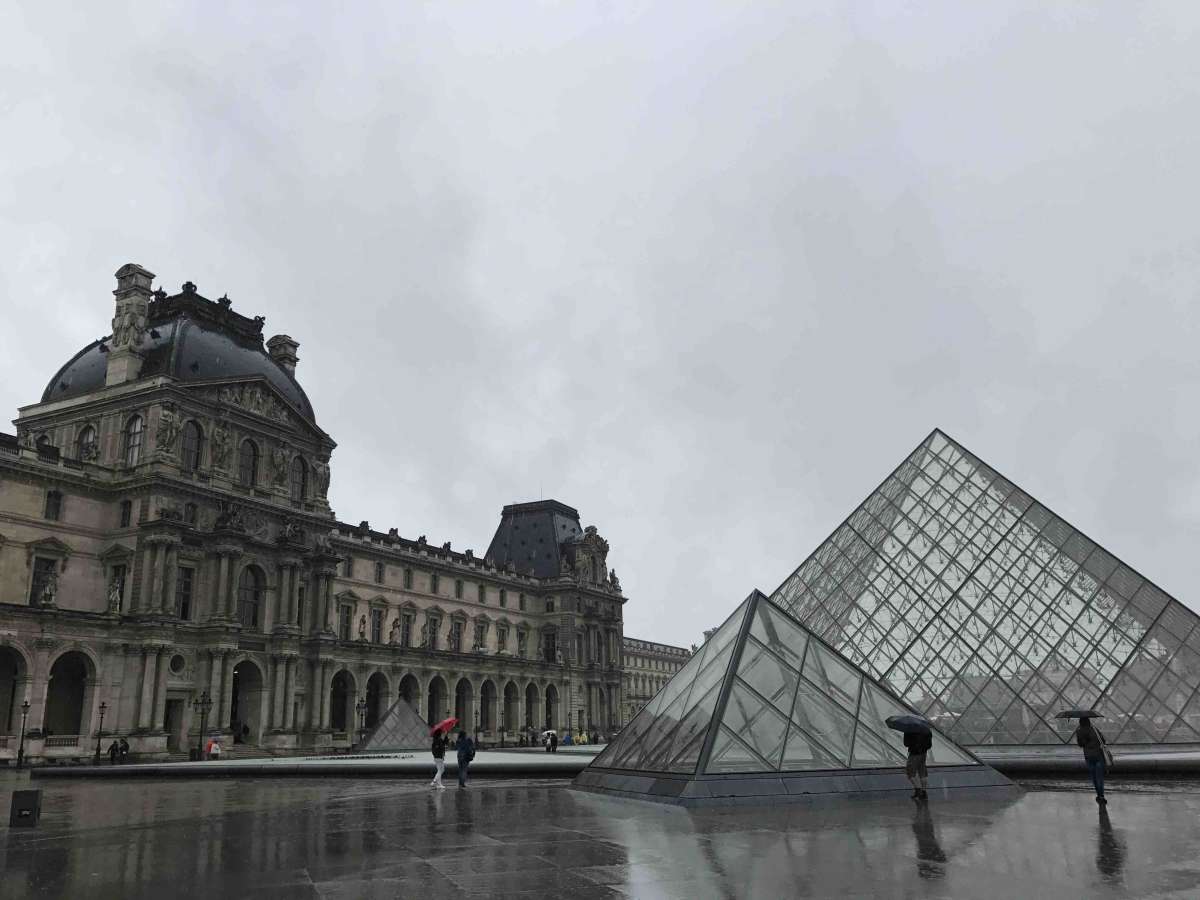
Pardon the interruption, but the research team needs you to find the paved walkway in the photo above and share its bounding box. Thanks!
[2,773,1198,898]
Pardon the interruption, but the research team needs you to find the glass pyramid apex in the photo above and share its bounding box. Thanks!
[770,428,1200,748]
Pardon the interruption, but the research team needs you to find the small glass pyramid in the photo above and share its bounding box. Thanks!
[359,697,430,752]
[578,591,1011,805]
[770,429,1200,748]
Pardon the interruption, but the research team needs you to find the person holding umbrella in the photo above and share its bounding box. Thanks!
[1058,709,1110,805]
[429,716,457,791]
[888,715,933,800]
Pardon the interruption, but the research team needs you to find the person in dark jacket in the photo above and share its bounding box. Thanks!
[550,731,558,753]
[430,731,448,790]
[108,740,120,765]
[118,737,129,763]
[455,730,475,788]
[904,730,933,799]
[1073,717,1108,804]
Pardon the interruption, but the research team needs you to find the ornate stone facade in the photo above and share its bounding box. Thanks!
[621,637,692,727]
[0,264,625,763]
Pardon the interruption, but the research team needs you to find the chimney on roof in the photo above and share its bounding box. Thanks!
[105,263,155,387]
[267,334,299,375]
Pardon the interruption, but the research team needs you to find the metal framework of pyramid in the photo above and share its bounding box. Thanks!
[573,590,1014,806]
[771,429,1200,749]
[359,698,430,752]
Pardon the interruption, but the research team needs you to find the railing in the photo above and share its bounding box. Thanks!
[331,731,349,742]
[44,735,80,747]
[0,736,10,748]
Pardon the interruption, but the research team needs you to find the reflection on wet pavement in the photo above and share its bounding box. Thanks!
[2,773,1199,899]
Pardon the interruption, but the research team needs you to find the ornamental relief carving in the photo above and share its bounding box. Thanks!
[201,384,294,426]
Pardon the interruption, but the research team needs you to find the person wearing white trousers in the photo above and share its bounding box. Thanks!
[430,731,448,790]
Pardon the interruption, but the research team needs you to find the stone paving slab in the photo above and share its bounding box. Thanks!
[3,773,1200,898]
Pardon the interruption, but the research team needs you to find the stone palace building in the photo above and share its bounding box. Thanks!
[0,264,626,763]
[621,637,692,726]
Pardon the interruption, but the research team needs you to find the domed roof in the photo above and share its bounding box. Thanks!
[42,284,316,424]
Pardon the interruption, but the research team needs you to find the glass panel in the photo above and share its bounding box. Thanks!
[780,723,845,771]
[720,681,790,768]
[927,735,978,766]
[802,641,862,713]
[736,637,800,714]
[749,600,811,673]
[706,726,771,773]
[849,723,907,768]
[665,684,721,774]
[856,682,912,737]
[791,678,858,765]
[628,689,693,771]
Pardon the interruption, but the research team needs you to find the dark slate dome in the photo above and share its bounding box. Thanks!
[42,283,316,423]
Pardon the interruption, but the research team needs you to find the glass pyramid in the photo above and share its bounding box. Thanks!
[359,697,430,752]
[587,591,987,784]
[771,429,1200,748]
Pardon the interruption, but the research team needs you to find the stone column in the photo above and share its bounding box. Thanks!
[217,653,235,731]
[137,542,156,612]
[289,567,300,626]
[307,660,321,730]
[152,648,170,730]
[151,540,167,613]
[208,651,223,714]
[225,554,239,619]
[137,648,158,730]
[163,544,180,615]
[283,658,296,731]
[213,553,230,620]
[319,661,332,730]
[271,656,286,729]
[324,573,337,632]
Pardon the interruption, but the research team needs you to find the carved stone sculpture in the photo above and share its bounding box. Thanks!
[39,571,58,607]
[358,615,367,641]
[312,458,330,497]
[270,444,289,485]
[107,578,123,613]
[210,421,231,469]
[389,618,400,644]
[214,500,246,532]
[609,569,621,592]
[155,404,180,454]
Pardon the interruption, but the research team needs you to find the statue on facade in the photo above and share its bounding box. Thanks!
[389,618,401,644]
[419,621,430,648]
[38,571,58,607]
[608,569,621,592]
[210,421,231,468]
[110,305,146,349]
[560,554,571,576]
[279,517,304,544]
[270,444,289,485]
[313,532,334,555]
[155,404,181,455]
[357,615,367,641]
[214,500,246,532]
[312,458,330,497]
[575,553,592,583]
[464,549,474,563]
[106,577,123,613]
[441,541,451,553]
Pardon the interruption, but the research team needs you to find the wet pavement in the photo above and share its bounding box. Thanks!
[2,772,1199,899]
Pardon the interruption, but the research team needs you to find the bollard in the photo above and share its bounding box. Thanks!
[9,789,42,828]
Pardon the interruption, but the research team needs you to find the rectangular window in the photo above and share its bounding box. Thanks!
[110,564,128,612]
[499,589,507,608]
[474,622,486,649]
[427,617,440,650]
[519,593,526,611]
[543,631,557,662]
[120,500,132,528]
[517,630,527,658]
[477,584,486,604]
[546,599,555,613]
[44,490,62,521]
[175,567,194,620]
[401,613,413,647]
[30,557,57,604]
[404,568,413,589]
[455,579,463,599]
[431,573,440,595]
[343,556,354,578]
[450,620,463,652]
[374,561,384,584]
[497,626,508,650]
[339,605,352,641]
[370,608,384,643]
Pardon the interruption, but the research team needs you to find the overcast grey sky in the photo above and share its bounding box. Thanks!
[4,4,1200,646]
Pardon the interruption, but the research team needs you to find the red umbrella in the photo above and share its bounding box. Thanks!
[430,716,458,736]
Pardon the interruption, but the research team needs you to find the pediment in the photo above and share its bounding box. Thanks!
[184,377,328,441]
[99,543,134,562]
[27,536,73,569]
[335,589,362,603]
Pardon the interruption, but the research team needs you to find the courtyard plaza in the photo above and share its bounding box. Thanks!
[2,770,1199,899]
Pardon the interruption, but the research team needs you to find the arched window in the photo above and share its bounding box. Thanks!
[180,421,203,472]
[290,456,307,501]
[237,567,264,629]
[123,416,144,467]
[238,440,258,487]
[76,425,97,460]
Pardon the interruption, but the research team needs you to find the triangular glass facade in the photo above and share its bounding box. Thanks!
[591,592,981,780]
[771,429,1200,747]
[359,697,430,752]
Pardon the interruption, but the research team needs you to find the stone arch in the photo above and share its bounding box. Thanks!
[426,674,448,724]
[365,671,389,729]
[503,680,520,732]
[230,657,268,743]
[524,682,540,732]
[479,679,497,731]
[44,650,96,737]
[398,673,420,710]
[236,563,268,631]
[330,669,356,733]
[454,677,474,732]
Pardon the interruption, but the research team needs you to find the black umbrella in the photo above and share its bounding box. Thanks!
[1055,709,1103,720]
[886,714,932,735]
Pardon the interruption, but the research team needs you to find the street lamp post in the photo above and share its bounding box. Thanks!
[16,700,31,769]
[192,692,213,760]
[93,702,108,765]
[474,707,479,745]
[355,697,368,749]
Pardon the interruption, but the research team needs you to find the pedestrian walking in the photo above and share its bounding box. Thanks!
[550,730,558,753]
[1073,716,1109,805]
[430,729,448,790]
[118,737,129,763]
[904,729,932,800]
[108,740,119,765]
[455,730,475,788]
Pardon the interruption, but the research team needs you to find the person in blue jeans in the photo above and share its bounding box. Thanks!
[1073,717,1108,805]
[455,730,475,788]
